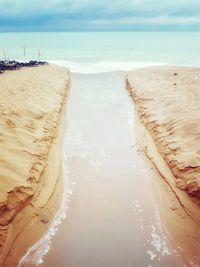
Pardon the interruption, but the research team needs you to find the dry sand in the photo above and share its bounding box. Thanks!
[127,67,200,219]
[0,65,70,266]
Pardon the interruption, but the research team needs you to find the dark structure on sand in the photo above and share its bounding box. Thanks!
[0,60,48,74]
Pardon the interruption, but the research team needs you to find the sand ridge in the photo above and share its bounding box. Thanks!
[127,67,200,197]
[0,65,70,265]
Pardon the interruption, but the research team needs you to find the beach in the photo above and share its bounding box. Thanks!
[0,65,70,266]
[0,64,200,267]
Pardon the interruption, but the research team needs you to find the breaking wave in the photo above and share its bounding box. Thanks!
[49,60,170,73]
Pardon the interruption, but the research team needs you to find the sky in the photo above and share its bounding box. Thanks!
[0,0,199,31]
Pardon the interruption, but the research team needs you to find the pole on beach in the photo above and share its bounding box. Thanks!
[2,47,7,62]
[6,49,9,62]
[23,44,26,62]
[38,48,42,61]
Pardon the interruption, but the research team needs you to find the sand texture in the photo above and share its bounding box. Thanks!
[0,65,70,265]
[127,67,200,197]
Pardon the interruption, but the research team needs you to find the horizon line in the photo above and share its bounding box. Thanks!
[0,29,199,33]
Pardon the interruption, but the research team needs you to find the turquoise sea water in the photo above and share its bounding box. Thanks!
[0,32,199,72]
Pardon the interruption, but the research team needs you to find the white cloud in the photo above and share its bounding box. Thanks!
[0,0,199,30]
[0,0,199,17]
[93,16,200,26]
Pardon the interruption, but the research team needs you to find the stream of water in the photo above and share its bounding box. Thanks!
[20,72,184,267]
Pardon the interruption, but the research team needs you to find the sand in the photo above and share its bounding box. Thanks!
[0,65,70,266]
[126,67,200,217]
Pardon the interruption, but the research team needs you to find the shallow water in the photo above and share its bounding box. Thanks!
[20,72,184,267]
[18,72,186,267]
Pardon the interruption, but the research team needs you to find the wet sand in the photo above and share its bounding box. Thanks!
[21,72,186,267]
[0,65,70,266]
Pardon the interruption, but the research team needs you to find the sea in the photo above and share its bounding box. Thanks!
[0,31,199,73]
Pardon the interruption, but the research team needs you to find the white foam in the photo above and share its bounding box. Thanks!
[49,60,169,73]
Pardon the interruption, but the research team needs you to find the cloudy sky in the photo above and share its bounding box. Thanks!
[0,0,199,31]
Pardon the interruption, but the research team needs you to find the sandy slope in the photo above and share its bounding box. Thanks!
[127,67,200,197]
[0,65,70,266]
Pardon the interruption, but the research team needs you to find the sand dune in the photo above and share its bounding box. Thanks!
[0,65,70,266]
[127,67,200,200]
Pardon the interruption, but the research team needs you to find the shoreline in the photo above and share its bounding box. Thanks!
[0,65,70,266]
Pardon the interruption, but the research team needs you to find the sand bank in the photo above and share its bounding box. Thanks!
[0,65,70,266]
[127,67,200,264]
[126,67,200,219]
[135,115,200,265]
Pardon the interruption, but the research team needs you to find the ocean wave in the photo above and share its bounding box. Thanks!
[49,60,169,73]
